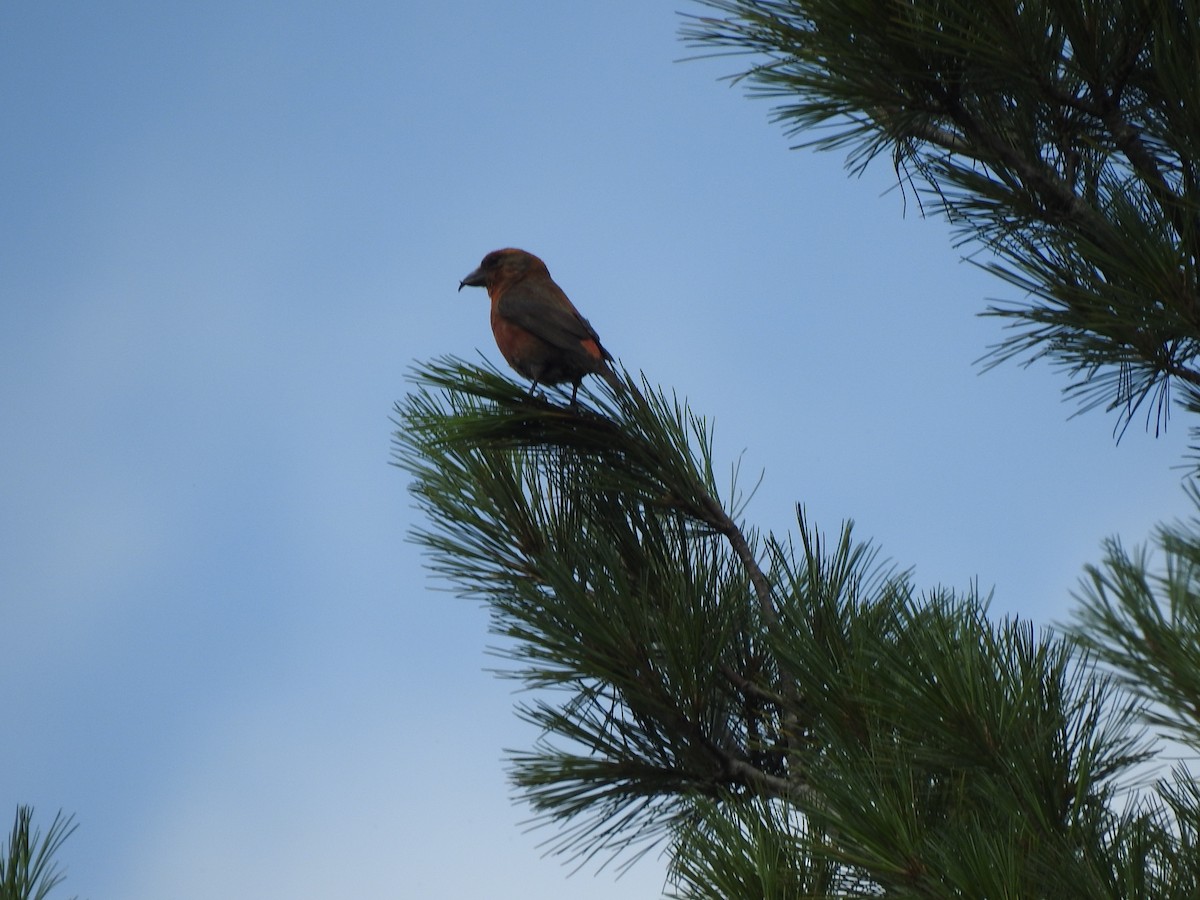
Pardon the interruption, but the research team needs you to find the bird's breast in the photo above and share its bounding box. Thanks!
[489,308,542,379]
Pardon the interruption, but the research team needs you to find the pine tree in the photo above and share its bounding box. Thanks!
[394,2,1200,896]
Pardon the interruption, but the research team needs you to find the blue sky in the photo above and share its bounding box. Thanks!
[1,3,1192,898]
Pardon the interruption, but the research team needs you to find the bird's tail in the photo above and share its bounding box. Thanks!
[599,363,624,393]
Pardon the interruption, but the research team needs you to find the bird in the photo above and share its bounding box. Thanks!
[459,248,621,404]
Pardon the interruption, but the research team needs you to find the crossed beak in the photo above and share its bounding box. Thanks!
[458,267,486,291]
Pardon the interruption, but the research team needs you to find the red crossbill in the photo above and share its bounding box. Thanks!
[459,248,621,403]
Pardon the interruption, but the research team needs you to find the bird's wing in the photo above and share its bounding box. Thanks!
[497,281,611,359]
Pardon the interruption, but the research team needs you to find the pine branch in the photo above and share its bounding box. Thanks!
[396,357,1169,890]
[695,494,776,626]
[0,807,77,900]
[394,357,815,860]
[682,0,1200,442]
[1068,480,1200,748]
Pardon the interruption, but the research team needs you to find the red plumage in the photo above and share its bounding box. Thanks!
[459,248,620,402]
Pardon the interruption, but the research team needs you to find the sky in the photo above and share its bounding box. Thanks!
[1,3,1194,898]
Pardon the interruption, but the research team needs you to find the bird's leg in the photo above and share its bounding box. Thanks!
[569,381,580,407]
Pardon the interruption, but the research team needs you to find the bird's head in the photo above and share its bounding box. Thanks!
[458,248,546,292]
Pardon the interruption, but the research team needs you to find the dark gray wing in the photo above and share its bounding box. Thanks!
[497,280,611,361]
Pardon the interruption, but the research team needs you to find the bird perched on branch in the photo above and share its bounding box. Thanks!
[459,248,621,404]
